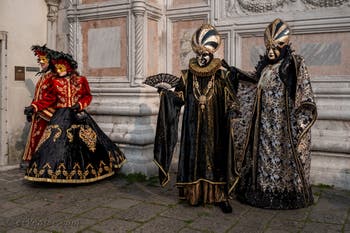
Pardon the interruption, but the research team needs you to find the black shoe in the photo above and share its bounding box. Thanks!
[218,201,232,213]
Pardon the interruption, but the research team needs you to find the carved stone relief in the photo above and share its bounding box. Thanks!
[225,0,349,16]
[302,0,349,7]
[45,0,61,22]
[179,30,195,69]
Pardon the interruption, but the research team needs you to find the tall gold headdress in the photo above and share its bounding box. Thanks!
[191,24,221,54]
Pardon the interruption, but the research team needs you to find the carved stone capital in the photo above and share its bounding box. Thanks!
[45,0,61,22]
[132,0,146,16]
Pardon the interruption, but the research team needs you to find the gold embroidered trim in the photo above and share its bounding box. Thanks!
[176,178,226,186]
[79,125,97,152]
[67,125,80,142]
[35,125,61,152]
[24,153,125,184]
[189,58,222,77]
[67,124,97,152]
[153,159,170,187]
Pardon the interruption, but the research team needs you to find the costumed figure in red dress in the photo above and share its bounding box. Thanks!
[22,45,57,167]
[24,52,126,183]
[145,24,240,213]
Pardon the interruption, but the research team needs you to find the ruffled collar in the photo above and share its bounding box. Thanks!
[189,58,221,77]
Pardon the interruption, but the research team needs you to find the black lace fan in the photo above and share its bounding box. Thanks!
[144,73,180,89]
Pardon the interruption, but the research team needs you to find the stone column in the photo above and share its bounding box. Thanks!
[132,0,146,85]
[45,0,61,49]
[0,31,8,166]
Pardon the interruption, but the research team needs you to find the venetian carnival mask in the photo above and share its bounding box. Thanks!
[55,63,68,77]
[191,24,221,67]
[53,59,72,77]
[264,18,290,62]
[52,53,77,77]
[38,55,49,70]
[32,45,51,71]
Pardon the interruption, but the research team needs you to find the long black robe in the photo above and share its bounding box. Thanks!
[154,58,240,205]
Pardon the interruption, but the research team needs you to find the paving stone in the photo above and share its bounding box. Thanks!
[238,209,276,227]
[0,207,29,218]
[189,210,238,233]
[271,208,310,221]
[0,201,21,210]
[78,207,121,220]
[309,209,347,224]
[312,190,350,211]
[230,199,254,217]
[265,218,304,232]
[100,198,141,210]
[59,200,101,215]
[160,204,203,221]
[344,224,350,233]
[5,211,73,231]
[6,227,36,233]
[89,217,140,233]
[178,227,203,233]
[300,222,342,233]
[227,224,265,233]
[118,202,169,222]
[0,168,349,233]
[133,216,186,233]
[44,217,98,233]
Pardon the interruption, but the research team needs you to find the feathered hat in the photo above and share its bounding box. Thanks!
[51,52,78,74]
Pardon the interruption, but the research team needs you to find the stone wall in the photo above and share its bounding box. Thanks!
[56,0,350,188]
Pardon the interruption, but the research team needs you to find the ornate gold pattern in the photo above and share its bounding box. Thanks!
[24,154,123,183]
[79,125,97,152]
[189,58,222,77]
[193,75,215,112]
[66,125,80,142]
[35,125,61,152]
[66,124,97,152]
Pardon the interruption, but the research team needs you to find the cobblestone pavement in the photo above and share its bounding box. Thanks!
[0,168,349,233]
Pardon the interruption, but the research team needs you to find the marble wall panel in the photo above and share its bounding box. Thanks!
[147,18,160,76]
[81,17,127,77]
[170,0,208,8]
[147,0,161,6]
[81,0,110,4]
[240,32,350,77]
[88,27,121,68]
[172,19,206,76]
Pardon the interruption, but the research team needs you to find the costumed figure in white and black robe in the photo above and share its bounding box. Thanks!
[232,18,317,209]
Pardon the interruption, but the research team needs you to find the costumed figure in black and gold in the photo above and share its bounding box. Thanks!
[24,52,126,183]
[232,18,317,209]
[145,24,240,213]
[22,45,57,167]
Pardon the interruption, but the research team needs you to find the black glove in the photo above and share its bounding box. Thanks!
[221,59,237,75]
[24,106,34,123]
[71,103,80,112]
[279,54,291,79]
[24,106,34,116]
[26,114,32,122]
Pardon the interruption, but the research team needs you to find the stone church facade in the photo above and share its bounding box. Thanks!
[0,0,349,189]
